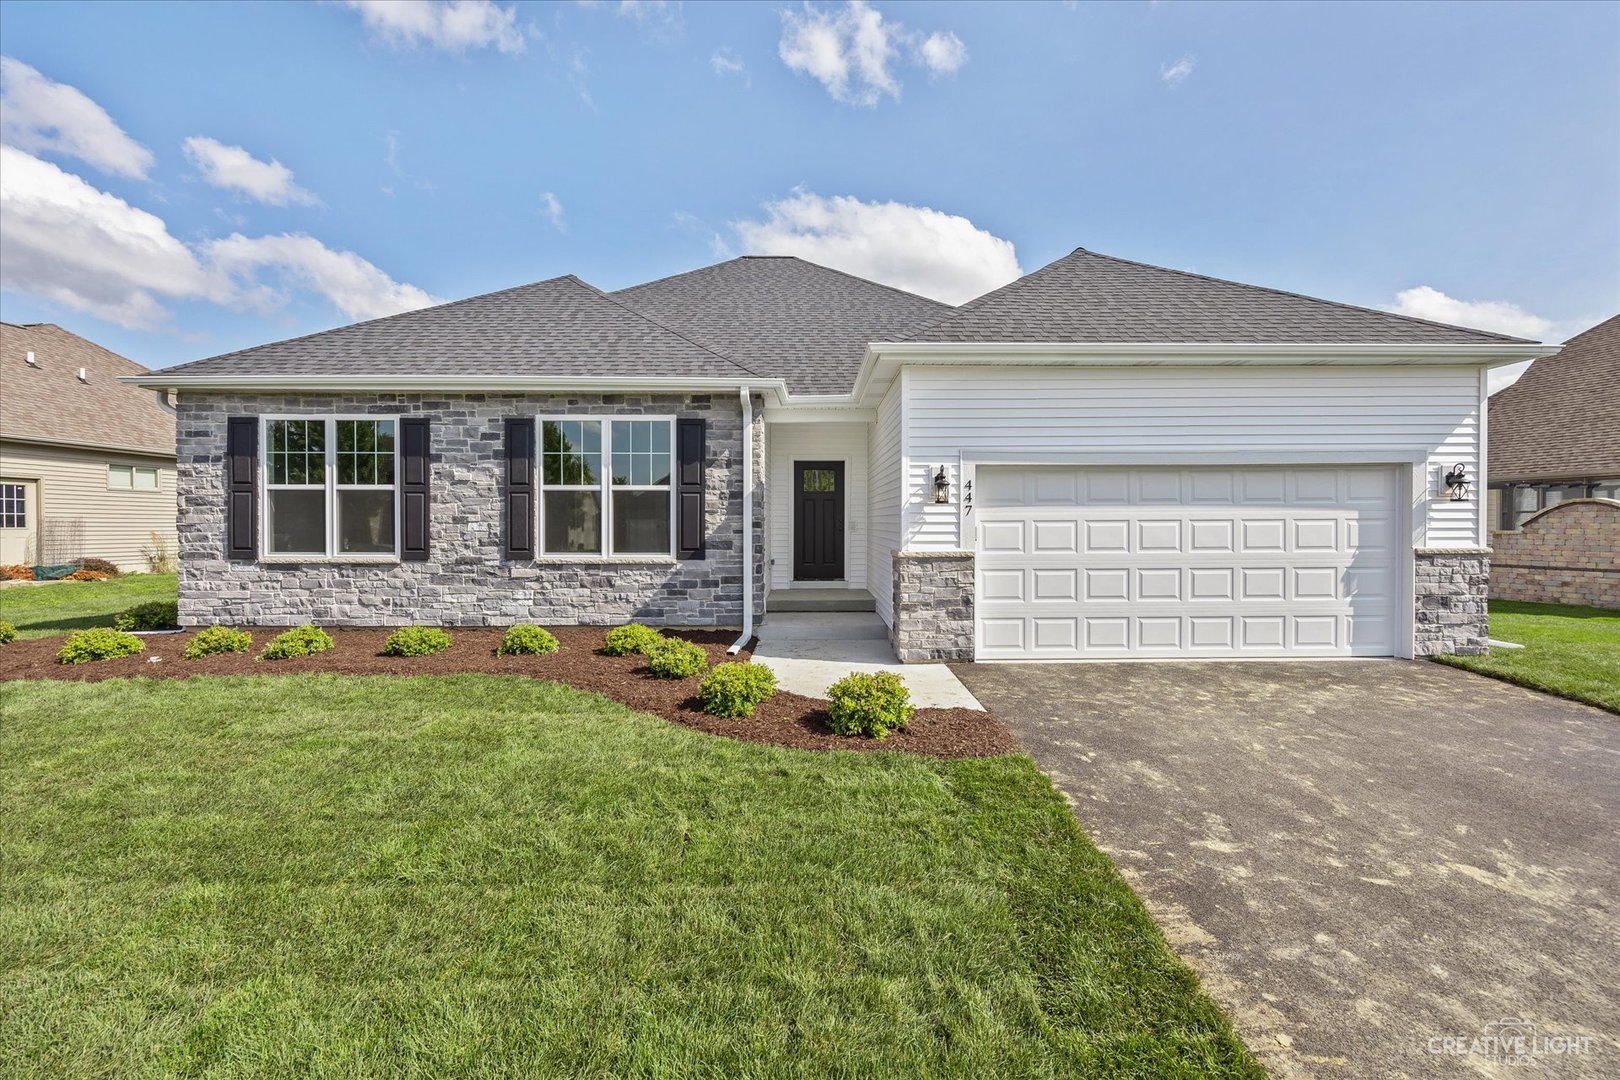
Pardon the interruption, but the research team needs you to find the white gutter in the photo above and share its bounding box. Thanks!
[729,386,755,655]
[118,372,791,402]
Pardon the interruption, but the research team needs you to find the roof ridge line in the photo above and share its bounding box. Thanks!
[612,254,952,312]
[1074,247,1535,344]
[570,275,770,379]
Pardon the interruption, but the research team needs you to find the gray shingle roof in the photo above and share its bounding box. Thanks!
[1,322,175,456]
[611,256,952,394]
[1489,315,1620,482]
[158,275,757,381]
[905,247,1535,346]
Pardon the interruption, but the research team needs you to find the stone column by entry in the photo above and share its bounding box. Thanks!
[892,550,975,662]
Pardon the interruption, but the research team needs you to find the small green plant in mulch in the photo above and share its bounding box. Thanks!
[182,626,253,660]
[644,637,709,679]
[603,623,663,656]
[112,599,179,632]
[698,662,779,719]
[56,628,145,665]
[827,671,915,740]
[380,626,453,658]
[0,621,16,645]
[497,625,560,656]
[258,626,335,662]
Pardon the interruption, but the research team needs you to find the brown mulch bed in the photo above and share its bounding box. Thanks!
[0,627,1017,759]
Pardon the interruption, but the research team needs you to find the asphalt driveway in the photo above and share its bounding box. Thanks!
[952,660,1619,1079]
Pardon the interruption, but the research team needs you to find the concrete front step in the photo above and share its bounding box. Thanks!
[767,588,877,613]
[757,612,889,642]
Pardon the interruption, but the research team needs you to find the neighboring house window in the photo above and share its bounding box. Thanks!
[263,417,397,557]
[0,483,24,528]
[539,417,673,556]
[1495,480,1620,530]
[109,465,159,490]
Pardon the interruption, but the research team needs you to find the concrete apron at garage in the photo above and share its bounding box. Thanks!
[952,659,1620,1080]
[751,613,984,710]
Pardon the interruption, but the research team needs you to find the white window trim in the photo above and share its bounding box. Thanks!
[108,464,158,491]
[260,414,402,562]
[536,414,677,560]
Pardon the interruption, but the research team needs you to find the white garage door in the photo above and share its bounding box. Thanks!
[975,465,1400,660]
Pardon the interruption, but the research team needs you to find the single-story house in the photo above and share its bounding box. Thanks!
[1,322,179,573]
[129,248,1555,660]
[1487,314,1619,530]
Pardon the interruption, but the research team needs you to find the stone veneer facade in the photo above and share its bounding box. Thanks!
[1490,499,1620,610]
[891,550,975,662]
[176,392,766,627]
[1413,548,1490,656]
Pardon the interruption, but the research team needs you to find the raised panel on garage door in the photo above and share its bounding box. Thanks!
[974,465,1399,660]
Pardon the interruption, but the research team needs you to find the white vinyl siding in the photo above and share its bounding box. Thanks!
[868,383,903,627]
[901,365,1485,550]
[0,440,177,571]
[768,421,868,590]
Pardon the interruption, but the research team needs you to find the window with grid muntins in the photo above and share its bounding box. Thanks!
[263,418,397,557]
[0,483,24,529]
[538,417,673,556]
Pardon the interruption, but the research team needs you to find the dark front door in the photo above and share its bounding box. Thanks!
[794,461,845,580]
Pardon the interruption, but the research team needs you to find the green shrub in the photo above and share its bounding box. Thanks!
[698,661,778,718]
[113,599,179,631]
[380,626,453,657]
[182,625,252,659]
[0,621,15,645]
[258,625,335,662]
[56,628,144,665]
[644,637,709,679]
[603,623,663,656]
[497,625,559,656]
[826,671,915,739]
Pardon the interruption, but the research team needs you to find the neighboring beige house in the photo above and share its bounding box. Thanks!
[0,322,177,572]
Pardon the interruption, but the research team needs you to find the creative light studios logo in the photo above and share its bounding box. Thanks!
[1427,1017,1595,1067]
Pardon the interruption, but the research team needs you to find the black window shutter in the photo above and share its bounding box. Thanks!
[226,416,257,560]
[504,418,536,559]
[676,417,706,560]
[400,418,430,561]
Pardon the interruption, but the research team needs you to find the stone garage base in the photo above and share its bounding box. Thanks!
[1414,548,1490,656]
[892,550,975,663]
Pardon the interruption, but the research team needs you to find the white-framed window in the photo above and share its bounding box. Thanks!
[539,416,674,557]
[262,416,399,558]
[109,465,159,491]
[0,482,25,528]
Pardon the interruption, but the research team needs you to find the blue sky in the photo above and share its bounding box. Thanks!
[1,0,1615,388]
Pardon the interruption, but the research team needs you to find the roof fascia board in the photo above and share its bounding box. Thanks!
[120,373,791,405]
[1,432,176,459]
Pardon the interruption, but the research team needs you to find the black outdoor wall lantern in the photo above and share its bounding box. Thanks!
[933,465,950,504]
[1444,463,1471,502]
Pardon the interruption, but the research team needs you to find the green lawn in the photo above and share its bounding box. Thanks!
[1434,600,1620,713]
[0,573,177,639]
[0,674,1258,1079]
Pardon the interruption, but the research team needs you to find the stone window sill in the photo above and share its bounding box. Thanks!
[530,555,679,566]
[259,557,401,566]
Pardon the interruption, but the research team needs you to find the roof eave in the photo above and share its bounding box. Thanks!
[119,372,791,405]
[852,341,1561,406]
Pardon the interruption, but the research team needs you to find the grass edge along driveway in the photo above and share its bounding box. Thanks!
[0,572,176,639]
[1433,600,1620,714]
[0,673,1260,1079]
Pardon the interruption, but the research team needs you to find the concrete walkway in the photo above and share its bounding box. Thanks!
[751,612,984,710]
[953,659,1620,1079]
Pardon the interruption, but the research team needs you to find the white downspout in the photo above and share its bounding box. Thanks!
[728,386,755,654]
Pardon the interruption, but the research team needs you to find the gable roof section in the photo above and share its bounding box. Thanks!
[1489,315,1620,483]
[156,275,758,382]
[611,256,951,394]
[904,247,1535,346]
[1,322,175,457]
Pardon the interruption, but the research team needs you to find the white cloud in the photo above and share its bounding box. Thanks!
[0,56,154,178]
[778,1,964,106]
[339,0,525,54]
[1488,360,1534,395]
[203,233,438,322]
[182,136,319,207]
[539,191,566,233]
[729,190,1020,305]
[0,145,435,329]
[711,48,749,86]
[1160,55,1195,88]
[579,0,681,32]
[1389,285,1555,340]
[916,31,967,75]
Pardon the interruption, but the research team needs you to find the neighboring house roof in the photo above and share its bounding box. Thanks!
[904,247,1535,346]
[611,256,951,395]
[1489,314,1620,483]
[0,322,175,457]
[156,276,759,382]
